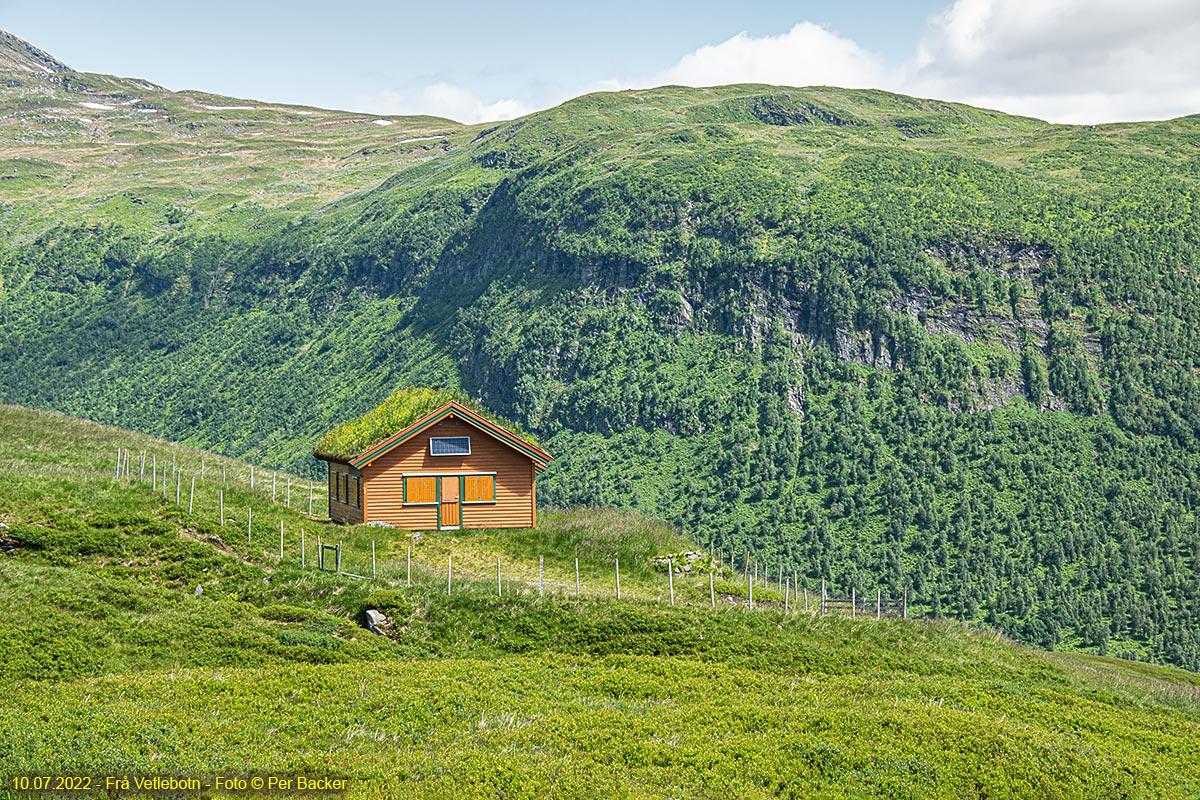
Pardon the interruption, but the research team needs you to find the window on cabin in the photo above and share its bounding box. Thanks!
[404,475,437,505]
[329,468,338,503]
[430,436,470,456]
[463,474,495,504]
[349,476,359,507]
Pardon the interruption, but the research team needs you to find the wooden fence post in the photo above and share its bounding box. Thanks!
[903,589,908,620]
[175,473,180,506]
[785,578,789,612]
[668,558,675,606]
[286,477,291,507]
[188,476,195,514]
[219,490,224,527]
[877,588,881,620]
[336,542,342,575]
[222,464,226,484]
[301,529,305,567]
[152,454,157,490]
[852,586,856,619]
[804,585,809,613]
[140,451,146,481]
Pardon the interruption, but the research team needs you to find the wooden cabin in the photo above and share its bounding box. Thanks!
[316,400,550,530]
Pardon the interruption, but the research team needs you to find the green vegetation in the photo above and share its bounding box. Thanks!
[3,405,1200,798]
[2,34,1200,670]
[314,386,539,461]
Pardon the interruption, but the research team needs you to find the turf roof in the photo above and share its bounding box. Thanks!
[314,387,539,462]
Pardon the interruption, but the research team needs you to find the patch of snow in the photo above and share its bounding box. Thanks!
[137,108,158,113]
[201,105,257,111]
[78,102,115,110]
[371,119,394,126]
[397,134,445,143]
[294,110,315,115]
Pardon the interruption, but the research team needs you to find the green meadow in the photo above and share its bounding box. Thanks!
[1,405,1199,799]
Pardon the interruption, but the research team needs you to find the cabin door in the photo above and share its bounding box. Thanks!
[439,476,461,530]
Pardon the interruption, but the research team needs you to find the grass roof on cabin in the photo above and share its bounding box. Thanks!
[314,387,540,462]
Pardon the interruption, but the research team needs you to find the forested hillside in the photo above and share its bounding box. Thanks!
[2,33,1200,667]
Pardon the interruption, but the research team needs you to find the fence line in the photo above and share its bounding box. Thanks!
[107,443,921,620]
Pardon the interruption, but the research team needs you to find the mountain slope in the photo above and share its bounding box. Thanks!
[2,33,1200,668]
[2,405,1200,799]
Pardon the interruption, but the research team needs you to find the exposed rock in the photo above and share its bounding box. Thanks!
[366,520,394,529]
[364,609,392,636]
[193,585,203,596]
[652,551,713,574]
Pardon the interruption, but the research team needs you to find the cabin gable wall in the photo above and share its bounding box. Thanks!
[361,415,535,529]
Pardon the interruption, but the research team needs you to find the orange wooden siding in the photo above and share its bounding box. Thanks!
[361,415,535,529]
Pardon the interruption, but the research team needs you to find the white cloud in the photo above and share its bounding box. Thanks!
[907,0,1200,122]
[353,2,1200,126]
[653,22,889,91]
[357,82,532,124]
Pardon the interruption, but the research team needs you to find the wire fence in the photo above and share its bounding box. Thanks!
[108,444,916,620]
[110,443,329,519]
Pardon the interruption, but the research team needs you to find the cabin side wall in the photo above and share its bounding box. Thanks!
[362,415,535,529]
[325,460,365,525]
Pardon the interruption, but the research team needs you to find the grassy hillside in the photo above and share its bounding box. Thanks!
[2,405,1200,798]
[3,32,1200,669]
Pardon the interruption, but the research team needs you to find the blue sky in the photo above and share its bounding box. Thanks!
[3,0,1198,123]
